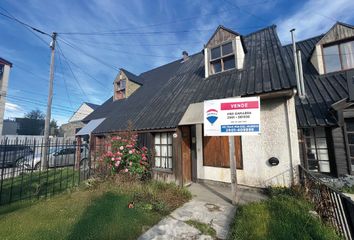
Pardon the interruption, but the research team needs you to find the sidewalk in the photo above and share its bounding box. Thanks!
[138,182,267,240]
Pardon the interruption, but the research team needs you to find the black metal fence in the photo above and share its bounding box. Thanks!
[0,138,91,205]
[299,165,354,240]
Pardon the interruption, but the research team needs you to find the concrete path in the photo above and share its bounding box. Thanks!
[139,183,267,240]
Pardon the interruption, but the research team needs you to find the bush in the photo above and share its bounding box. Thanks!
[101,132,151,179]
[264,185,304,198]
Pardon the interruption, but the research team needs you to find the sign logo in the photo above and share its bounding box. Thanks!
[206,109,218,124]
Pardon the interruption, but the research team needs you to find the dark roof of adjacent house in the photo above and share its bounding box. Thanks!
[283,36,350,128]
[89,25,296,134]
[84,102,100,110]
[0,57,12,67]
[120,68,144,85]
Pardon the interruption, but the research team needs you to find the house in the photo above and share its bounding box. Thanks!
[0,57,12,136]
[284,22,353,177]
[60,102,99,138]
[82,25,301,188]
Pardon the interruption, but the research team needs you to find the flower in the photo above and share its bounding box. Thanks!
[129,161,132,166]
[119,146,124,150]
[142,156,147,161]
[124,168,129,172]
[129,150,133,154]
[115,161,120,167]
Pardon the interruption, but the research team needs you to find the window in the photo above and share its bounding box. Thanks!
[345,118,354,170]
[303,128,330,173]
[117,79,126,90]
[323,40,354,73]
[154,133,173,169]
[210,41,236,74]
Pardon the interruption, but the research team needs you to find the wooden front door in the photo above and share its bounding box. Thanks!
[181,126,192,185]
[203,136,242,169]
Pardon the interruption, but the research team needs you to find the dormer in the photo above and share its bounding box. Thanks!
[311,22,354,75]
[204,25,246,78]
[113,68,143,101]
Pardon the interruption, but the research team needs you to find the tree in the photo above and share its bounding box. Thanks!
[24,109,45,120]
[50,119,59,136]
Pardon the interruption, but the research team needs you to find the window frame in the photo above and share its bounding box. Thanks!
[153,132,173,171]
[303,128,331,174]
[209,40,236,74]
[322,38,354,73]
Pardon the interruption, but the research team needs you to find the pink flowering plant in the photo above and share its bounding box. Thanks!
[101,132,151,179]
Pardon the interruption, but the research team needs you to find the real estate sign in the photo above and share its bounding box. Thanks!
[204,96,260,136]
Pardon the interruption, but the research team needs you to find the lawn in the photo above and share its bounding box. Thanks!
[0,177,191,240]
[228,188,342,240]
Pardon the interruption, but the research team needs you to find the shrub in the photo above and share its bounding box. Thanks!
[101,132,151,180]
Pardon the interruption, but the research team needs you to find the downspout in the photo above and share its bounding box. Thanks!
[285,88,297,186]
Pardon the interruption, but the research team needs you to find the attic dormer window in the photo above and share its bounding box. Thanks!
[323,40,354,73]
[210,41,236,74]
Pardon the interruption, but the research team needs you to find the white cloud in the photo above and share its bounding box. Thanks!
[4,102,24,119]
[277,0,354,44]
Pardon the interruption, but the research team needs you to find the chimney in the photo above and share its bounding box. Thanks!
[297,50,306,99]
[182,51,189,62]
[347,69,354,102]
[290,29,305,99]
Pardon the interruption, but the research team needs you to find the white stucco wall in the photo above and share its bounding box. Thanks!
[69,103,95,122]
[196,96,300,187]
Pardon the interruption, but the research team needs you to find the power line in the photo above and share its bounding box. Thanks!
[0,8,50,36]
[59,37,178,59]
[57,49,74,111]
[56,42,90,101]
[222,0,271,24]
[54,46,110,89]
[0,7,51,47]
[58,37,120,71]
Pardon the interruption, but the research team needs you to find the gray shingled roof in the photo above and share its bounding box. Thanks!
[88,25,296,134]
[283,36,350,128]
[120,68,144,85]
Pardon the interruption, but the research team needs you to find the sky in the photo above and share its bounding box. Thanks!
[1,0,354,125]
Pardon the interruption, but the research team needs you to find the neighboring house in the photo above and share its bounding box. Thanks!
[2,119,18,135]
[0,57,12,136]
[284,22,353,177]
[81,25,301,188]
[60,102,99,138]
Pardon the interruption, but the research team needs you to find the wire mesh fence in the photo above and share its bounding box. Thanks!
[0,137,92,205]
[299,165,354,240]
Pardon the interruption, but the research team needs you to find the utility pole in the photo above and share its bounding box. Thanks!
[229,136,239,205]
[41,32,57,170]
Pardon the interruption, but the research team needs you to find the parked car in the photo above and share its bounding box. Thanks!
[0,145,33,168]
[22,145,89,170]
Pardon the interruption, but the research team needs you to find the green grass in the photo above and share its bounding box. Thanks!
[228,189,342,240]
[0,177,191,240]
[340,185,354,194]
[185,220,216,238]
[0,167,85,205]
